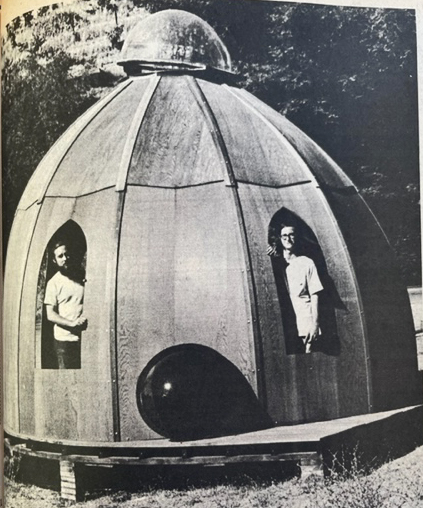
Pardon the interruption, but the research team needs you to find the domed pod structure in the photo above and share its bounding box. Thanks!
[3,10,420,444]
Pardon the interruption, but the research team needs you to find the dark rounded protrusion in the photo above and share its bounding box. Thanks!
[136,344,273,441]
[118,10,232,76]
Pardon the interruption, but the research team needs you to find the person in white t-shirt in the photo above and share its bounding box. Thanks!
[267,225,323,353]
[44,240,87,369]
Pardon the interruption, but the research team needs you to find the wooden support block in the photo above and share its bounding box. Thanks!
[61,487,77,497]
[300,455,324,479]
[63,451,318,467]
[60,460,77,502]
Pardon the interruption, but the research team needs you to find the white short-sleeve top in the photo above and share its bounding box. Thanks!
[44,271,84,342]
[285,255,323,336]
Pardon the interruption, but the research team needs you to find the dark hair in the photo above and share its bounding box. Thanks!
[50,239,68,254]
[280,223,296,234]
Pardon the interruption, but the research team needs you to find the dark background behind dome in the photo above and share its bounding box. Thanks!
[2,0,420,285]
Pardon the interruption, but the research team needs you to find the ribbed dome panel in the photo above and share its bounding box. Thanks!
[226,87,355,190]
[46,78,154,197]
[127,76,227,187]
[17,81,133,209]
[198,79,311,187]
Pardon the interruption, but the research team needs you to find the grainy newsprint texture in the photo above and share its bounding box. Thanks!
[2,0,422,507]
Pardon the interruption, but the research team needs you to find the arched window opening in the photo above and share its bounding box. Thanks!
[268,208,342,355]
[36,220,87,369]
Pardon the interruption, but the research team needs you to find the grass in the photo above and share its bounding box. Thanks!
[5,446,423,508]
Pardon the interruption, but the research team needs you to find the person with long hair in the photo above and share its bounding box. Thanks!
[44,239,87,368]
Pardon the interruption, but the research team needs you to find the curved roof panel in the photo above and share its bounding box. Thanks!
[226,86,356,190]
[128,76,228,187]
[21,74,359,202]
[198,79,311,187]
[46,78,155,197]
[17,80,132,210]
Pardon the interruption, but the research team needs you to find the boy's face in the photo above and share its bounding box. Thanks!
[53,245,71,272]
[281,226,296,252]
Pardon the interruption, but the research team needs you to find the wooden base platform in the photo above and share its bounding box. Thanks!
[5,405,423,502]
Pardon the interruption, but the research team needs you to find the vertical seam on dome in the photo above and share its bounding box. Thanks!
[226,86,373,414]
[115,74,161,192]
[111,71,160,437]
[21,79,134,210]
[225,86,358,190]
[109,192,126,442]
[185,75,267,408]
[184,76,234,187]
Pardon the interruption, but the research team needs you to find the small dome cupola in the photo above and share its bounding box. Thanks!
[118,9,232,76]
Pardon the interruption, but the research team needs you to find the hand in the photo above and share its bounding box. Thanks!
[306,323,319,341]
[267,244,278,257]
[305,323,320,353]
[73,315,88,330]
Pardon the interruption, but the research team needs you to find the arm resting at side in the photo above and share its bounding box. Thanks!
[306,293,320,342]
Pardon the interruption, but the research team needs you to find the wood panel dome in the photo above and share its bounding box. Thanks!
[4,11,421,444]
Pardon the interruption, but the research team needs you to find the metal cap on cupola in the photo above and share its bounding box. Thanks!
[118,9,232,76]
